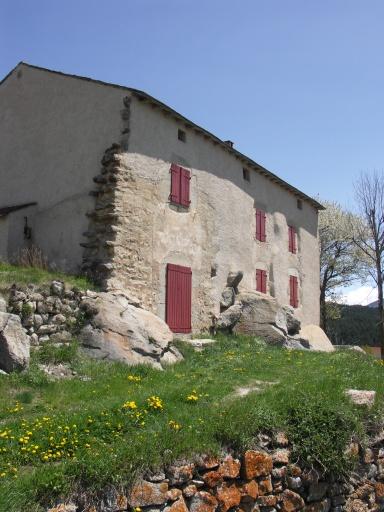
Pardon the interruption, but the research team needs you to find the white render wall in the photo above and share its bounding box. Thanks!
[0,64,126,271]
[123,97,320,328]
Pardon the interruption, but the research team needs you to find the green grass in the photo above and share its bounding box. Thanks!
[0,335,383,511]
[0,262,95,293]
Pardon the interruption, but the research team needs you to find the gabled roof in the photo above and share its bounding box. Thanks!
[1,62,324,210]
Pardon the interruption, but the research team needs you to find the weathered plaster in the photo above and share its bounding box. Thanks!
[0,64,127,271]
[121,97,320,328]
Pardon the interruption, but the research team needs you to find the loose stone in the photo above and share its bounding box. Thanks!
[243,450,273,479]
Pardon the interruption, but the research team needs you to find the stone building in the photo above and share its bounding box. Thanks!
[0,62,323,334]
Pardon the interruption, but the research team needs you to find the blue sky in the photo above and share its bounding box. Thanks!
[1,0,383,303]
[2,0,384,209]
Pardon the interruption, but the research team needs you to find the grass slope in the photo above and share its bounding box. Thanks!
[0,335,383,511]
[0,262,95,293]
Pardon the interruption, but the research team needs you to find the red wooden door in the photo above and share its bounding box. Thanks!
[166,263,192,333]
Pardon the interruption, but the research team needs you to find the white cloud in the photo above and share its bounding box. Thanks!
[339,285,377,306]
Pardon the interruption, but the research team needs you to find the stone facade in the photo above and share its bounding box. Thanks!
[48,433,384,512]
[0,63,323,334]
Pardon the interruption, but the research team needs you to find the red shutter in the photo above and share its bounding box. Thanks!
[256,269,267,293]
[166,263,192,333]
[262,270,267,293]
[256,209,266,242]
[256,269,261,292]
[170,164,191,207]
[293,276,298,307]
[170,164,181,204]
[261,211,266,242]
[256,210,261,240]
[289,226,297,254]
[290,275,298,308]
[180,168,191,207]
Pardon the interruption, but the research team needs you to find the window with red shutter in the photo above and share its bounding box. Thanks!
[170,163,191,207]
[180,167,191,207]
[288,226,297,253]
[289,275,299,308]
[170,164,181,204]
[256,269,267,293]
[256,209,266,242]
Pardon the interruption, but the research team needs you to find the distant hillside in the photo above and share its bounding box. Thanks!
[327,303,379,346]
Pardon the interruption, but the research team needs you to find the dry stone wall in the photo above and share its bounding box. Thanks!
[48,433,384,512]
[3,281,181,370]
[6,281,91,347]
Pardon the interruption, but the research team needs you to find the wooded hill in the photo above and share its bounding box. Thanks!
[327,303,379,346]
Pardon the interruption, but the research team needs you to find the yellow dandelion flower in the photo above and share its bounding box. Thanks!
[122,400,138,410]
[147,396,164,410]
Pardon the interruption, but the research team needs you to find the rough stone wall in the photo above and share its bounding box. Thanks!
[101,152,217,329]
[48,433,384,512]
[108,156,158,310]
[6,281,94,347]
[81,121,218,328]
[84,145,319,332]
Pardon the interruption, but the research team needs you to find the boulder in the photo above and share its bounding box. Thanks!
[215,303,242,332]
[216,287,334,353]
[298,325,334,352]
[282,306,301,335]
[226,271,243,290]
[283,336,310,350]
[233,291,288,344]
[0,312,30,372]
[345,389,376,407]
[236,291,287,331]
[216,290,303,344]
[220,287,235,309]
[50,280,65,296]
[188,339,216,351]
[79,292,182,369]
[334,345,366,354]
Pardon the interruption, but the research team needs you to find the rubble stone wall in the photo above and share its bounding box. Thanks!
[6,281,93,346]
[49,433,384,512]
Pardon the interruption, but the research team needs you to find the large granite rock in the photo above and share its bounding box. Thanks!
[79,292,182,369]
[298,324,335,352]
[0,312,30,372]
[235,291,291,334]
[216,281,333,353]
[216,290,301,346]
[220,287,235,310]
[216,304,243,331]
[226,271,243,291]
